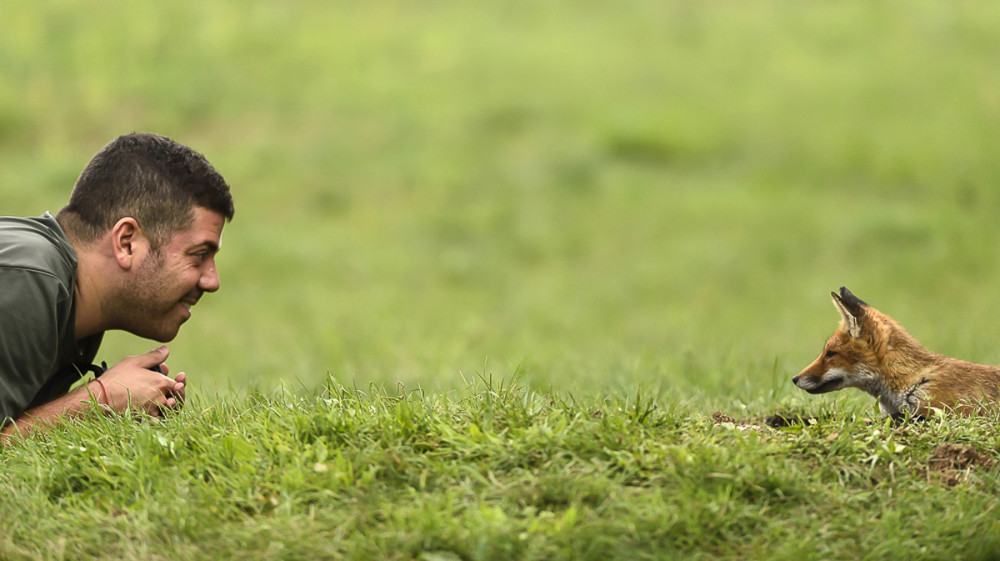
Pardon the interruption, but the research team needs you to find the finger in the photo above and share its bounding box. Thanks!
[132,346,169,370]
[172,384,186,406]
[159,363,171,377]
[153,394,171,413]
[158,377,178,396]
[174,372,187,384]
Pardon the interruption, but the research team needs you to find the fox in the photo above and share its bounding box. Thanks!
[793,287,1000,418]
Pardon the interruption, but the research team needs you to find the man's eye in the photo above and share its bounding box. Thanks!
[825,350,838,358]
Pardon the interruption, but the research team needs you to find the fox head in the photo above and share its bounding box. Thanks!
[793,287,897,397]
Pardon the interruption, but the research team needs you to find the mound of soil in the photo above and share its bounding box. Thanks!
[923,443,994,487]
[929,443,994,471]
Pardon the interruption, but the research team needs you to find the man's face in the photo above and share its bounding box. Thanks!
[123,206,226,342]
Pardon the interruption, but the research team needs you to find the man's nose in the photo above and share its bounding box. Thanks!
[200,266,221,293]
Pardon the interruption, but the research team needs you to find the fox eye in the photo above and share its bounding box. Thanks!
[824,350,838,359]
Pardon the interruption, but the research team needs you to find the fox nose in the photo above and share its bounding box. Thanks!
[792,376,800,384]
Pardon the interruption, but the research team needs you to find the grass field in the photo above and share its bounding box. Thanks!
[3,1,1000,559]
[4,381,1000,560]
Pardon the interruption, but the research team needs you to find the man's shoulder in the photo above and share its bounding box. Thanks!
[0,213,77,278]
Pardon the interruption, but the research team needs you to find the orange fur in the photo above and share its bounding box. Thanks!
[794,287,1000,417]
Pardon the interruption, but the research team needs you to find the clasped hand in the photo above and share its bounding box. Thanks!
[98,346,186,416]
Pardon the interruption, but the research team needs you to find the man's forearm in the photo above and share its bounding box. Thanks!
[0,381,104,446]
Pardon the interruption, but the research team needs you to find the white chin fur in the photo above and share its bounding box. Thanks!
[797,367,850,391]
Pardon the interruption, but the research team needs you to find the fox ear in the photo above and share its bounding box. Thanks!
[837,286,868,315]
[831,287,866,338]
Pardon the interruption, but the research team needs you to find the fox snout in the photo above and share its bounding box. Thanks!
[792,371,847,394]
[793,357,848,394]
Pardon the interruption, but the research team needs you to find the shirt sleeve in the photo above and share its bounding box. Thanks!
[0,266,71,426]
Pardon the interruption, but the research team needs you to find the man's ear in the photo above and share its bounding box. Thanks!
[110,217,147,269]
[831,288,865,338]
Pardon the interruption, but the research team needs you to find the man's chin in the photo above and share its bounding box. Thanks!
[131,323,181,343]
[151,333,179,343]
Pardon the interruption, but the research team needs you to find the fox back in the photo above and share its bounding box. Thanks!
[794,287,1000,417]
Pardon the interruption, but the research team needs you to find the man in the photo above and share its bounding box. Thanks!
[0,132,235,444]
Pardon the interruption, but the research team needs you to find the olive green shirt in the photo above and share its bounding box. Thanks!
[0,213,102,427]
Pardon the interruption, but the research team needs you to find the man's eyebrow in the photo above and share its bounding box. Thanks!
[192,241,221,253]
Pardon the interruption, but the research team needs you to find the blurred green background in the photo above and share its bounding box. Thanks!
[3,2,1000,409]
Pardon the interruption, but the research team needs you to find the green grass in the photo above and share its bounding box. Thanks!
[3,381,1000,560]
[3,0,1000,559]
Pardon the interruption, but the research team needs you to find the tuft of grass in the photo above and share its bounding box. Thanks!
[3,380,1000,560]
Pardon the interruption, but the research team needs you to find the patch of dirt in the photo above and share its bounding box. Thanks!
[922,443,995,487]
[763,412,818,428]
[709,411,768,432]
[710,410,822,431]
[713,410,863,429]
[929,443,994,471]
[711,411,735,424]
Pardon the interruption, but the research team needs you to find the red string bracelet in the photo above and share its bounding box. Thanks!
[93,378,109,407]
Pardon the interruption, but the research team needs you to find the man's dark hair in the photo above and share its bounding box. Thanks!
[57,132,235,249]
